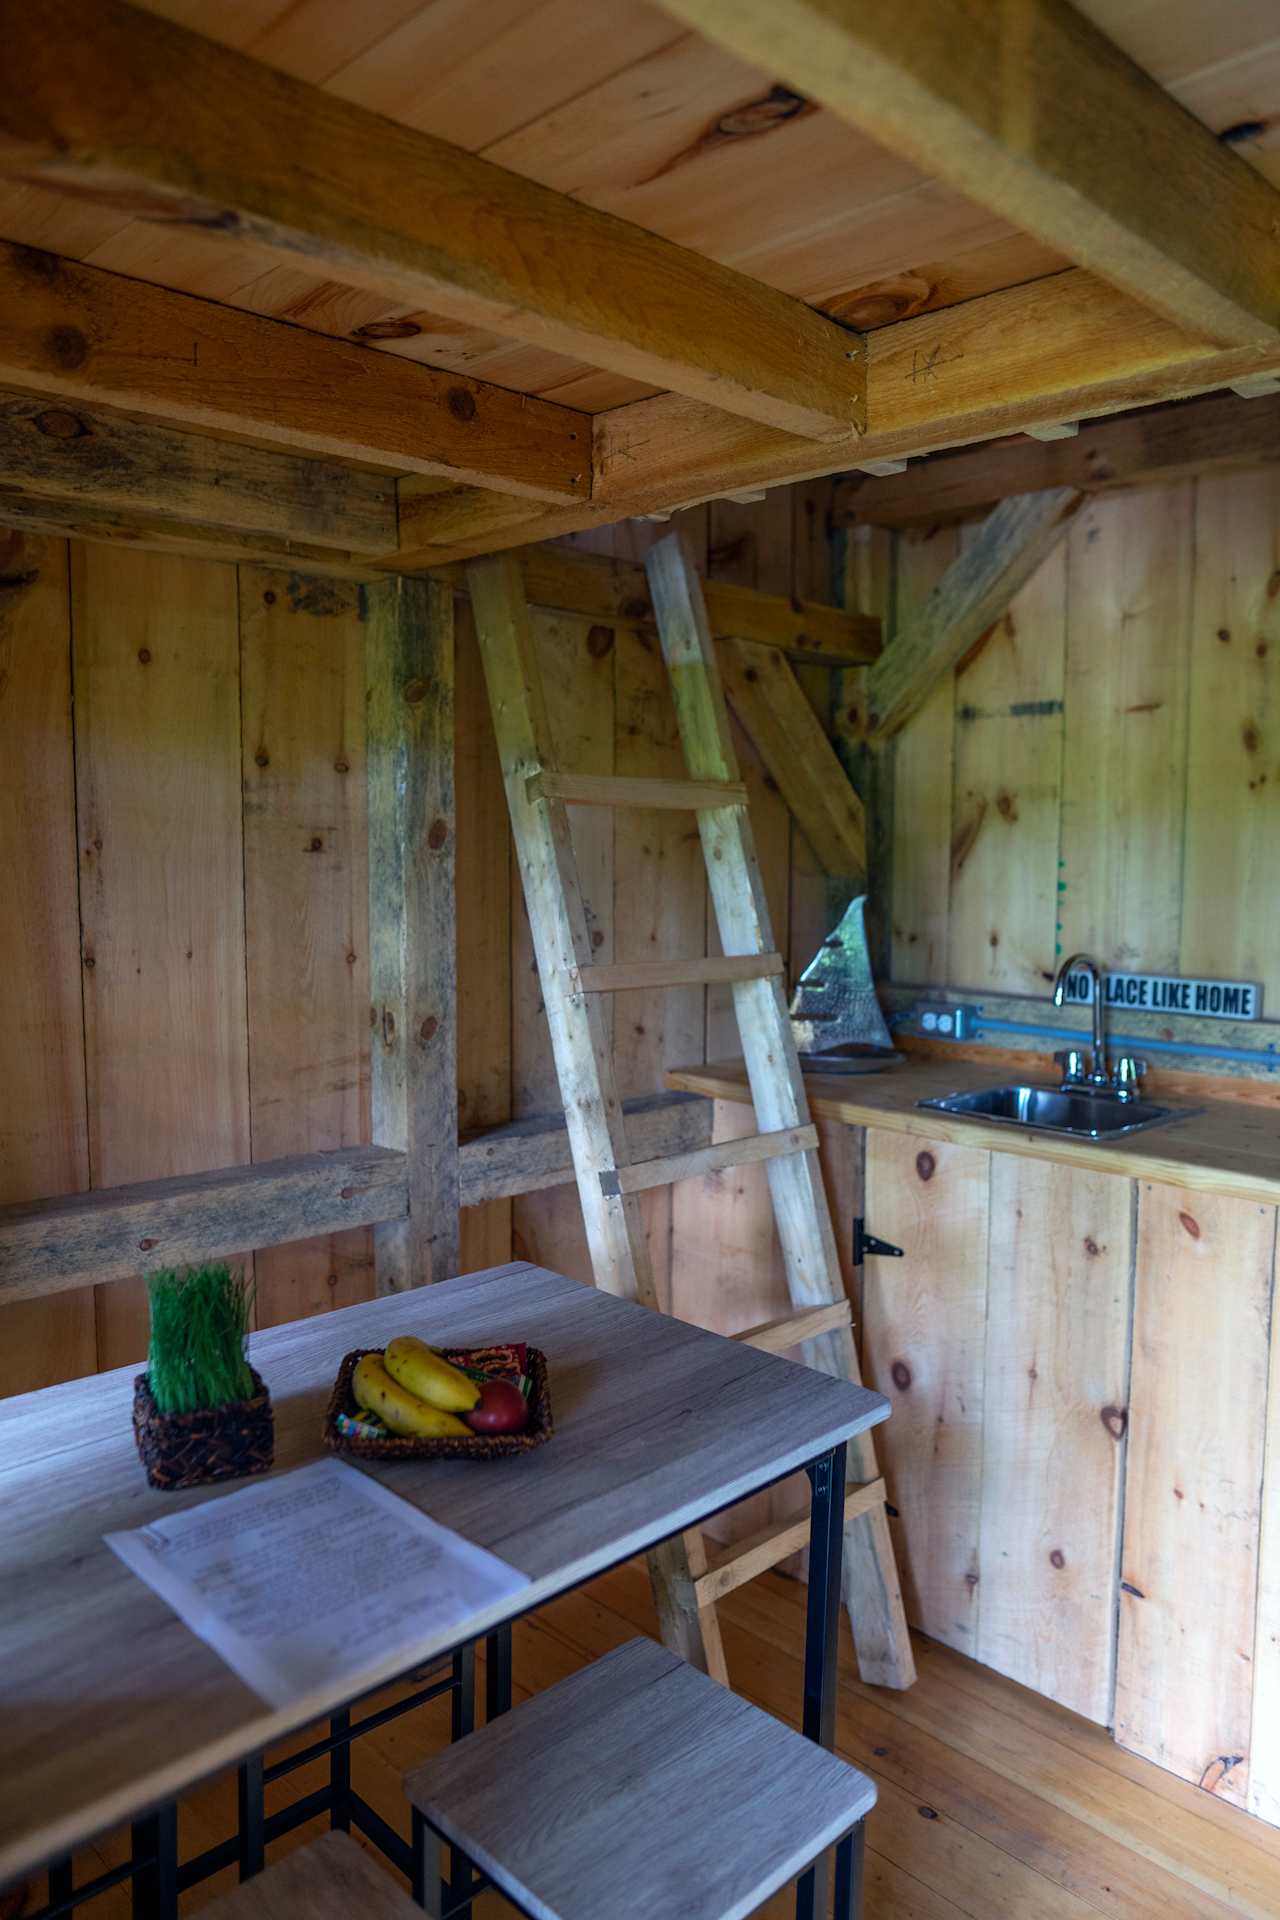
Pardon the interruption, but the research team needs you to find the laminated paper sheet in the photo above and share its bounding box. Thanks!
[106,1457,530,1708]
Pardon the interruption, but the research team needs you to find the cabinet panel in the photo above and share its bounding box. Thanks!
[979,1158,1133,1724]
[864,1129,989,1654]
[1116,1184,1276,1807]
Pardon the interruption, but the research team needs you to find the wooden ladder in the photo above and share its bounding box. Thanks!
[467,534,914,1690]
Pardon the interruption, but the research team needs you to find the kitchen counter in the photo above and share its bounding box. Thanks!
[666,1053,1280,1208]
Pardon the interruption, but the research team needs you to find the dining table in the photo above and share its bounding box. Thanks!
[0,1260,890,1920]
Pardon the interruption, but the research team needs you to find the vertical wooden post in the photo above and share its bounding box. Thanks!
[366,576,460,1292]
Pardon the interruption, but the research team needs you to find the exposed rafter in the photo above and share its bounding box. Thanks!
[659,0,1280,351]
[834,388,1280,528]
[392,270,1280,562]
[0,245,589,502]
[0,0,866,444]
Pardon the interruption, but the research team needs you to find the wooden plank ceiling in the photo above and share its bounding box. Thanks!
[0,0,1278,559]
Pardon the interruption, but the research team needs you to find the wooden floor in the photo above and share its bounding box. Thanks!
[31,1559,1280,1920]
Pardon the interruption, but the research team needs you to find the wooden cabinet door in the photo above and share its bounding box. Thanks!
[863,1130,1132,1722]
[1116,1183,1276,1809]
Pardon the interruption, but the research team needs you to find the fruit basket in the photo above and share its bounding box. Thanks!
[323,1346,553,1461]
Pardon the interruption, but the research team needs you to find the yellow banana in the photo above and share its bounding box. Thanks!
[352,1353,470,1437]
[384,1334,480,1413]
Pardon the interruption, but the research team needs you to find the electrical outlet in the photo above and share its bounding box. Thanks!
[915,1004,973,1040]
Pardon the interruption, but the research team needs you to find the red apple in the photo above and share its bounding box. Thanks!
[464,1379,529,1434]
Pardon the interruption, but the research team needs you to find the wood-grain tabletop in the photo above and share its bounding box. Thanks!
[0,1261,887,1885]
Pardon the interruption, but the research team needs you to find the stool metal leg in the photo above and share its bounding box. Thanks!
[833,1824,865,1919]
[412,1810,446,1918]
[796,1441,848,1920]
[485,1624,512,1721]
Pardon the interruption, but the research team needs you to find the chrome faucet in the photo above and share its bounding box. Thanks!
[1052,952,1111,1087]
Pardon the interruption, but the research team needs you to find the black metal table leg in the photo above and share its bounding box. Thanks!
[47,1859,73,1913]
[485,1625,512,1722]
[130,1803,178,1920]
[329,1708,352,1833]
[833,1824,865,1919]
[237,1753,265,1879]
[795,1441,847,1920]
[452,1641,476,1743]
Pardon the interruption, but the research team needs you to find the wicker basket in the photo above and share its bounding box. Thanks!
[133,1368,274,1491]
[323,1347,553,1461]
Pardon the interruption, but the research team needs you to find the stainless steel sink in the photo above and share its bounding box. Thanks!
[917,1083,1194,1139]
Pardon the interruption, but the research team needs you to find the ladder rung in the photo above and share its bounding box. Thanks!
[600,1124,818,1197]
[576,953,784,994]
[732,1301,852,1355]
[694,1479,888,1606]
[530,771,748,811]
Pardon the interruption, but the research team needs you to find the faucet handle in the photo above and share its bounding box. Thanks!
[1114,1055,1147,1095]
[1054,1048,1087,1085]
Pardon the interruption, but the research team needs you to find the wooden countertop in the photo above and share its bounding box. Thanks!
[666,1057,1280,1209]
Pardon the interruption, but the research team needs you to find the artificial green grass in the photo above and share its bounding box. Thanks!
[145,1264,255,1415]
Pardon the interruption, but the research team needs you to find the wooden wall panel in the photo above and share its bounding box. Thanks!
[1181,471,1280,986]
[1057,490,1193,972]
[891,528,962,984]
[72,546,250,1369]
[948,542,1067,994]
[614,621,707,1312]
[455,601,513,1273]
[240,567,372,1328]
[704,499,791,1055]
[863,1129,989,1654]
[0,535,94,1393]
[788,481,845,985]
[978,1157,1133,1724]
[1116,1184,1276,1807]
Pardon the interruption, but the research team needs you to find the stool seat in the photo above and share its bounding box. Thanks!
[404,1637,876,1920]
[201,1832,421,1920]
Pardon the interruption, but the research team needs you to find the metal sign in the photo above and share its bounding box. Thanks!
[1060,968,1262,1022]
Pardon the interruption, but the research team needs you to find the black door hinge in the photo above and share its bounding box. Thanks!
[853,1217,904,1264]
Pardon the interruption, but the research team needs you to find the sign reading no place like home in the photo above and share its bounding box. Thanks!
[1061,969,1262,1022]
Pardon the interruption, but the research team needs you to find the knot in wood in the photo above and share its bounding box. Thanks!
[427,817,448,851]
[447,386,478,422]
[34,407,88,440]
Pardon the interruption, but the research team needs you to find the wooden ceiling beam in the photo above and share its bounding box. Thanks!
[391,269,1280,561]
[0,244,589,503]
[0,388,396,554]
[0,0,866,445]
[659,0,1280,351]
[834,389,1280,528]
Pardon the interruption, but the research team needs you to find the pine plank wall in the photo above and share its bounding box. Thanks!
[882,468,1280,1013]
[0,483,841,1399]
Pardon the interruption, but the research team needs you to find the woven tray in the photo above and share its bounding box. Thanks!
[323,1346,553,1461]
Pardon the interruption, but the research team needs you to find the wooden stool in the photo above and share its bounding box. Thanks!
[201,1831,421,1920]
[403,1637,876,1920]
